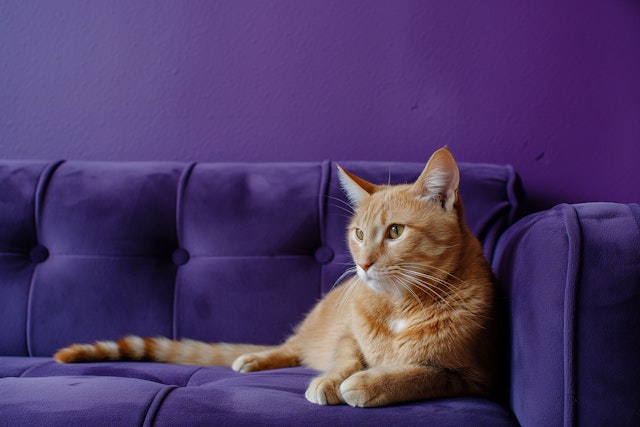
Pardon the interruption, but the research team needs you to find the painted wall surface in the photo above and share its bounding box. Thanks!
[1,1,639,210]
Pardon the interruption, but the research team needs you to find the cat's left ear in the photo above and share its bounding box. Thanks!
[412,147,460,211]
[337,165,378,206]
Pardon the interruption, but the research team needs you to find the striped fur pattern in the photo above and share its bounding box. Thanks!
[54,337,273,367]
[54,147,497,408]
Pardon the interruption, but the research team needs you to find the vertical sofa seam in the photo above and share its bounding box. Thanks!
[142,384,179,427]
[26,160,64,356]
[172,162,197,340]
[561,204,581,427]
[317,161,331,297]
[504,164,521,225]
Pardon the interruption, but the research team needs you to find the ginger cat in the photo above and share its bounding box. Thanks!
[54,147,496,408]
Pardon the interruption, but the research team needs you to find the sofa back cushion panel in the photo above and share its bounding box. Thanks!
[31,162,184,356]
[493,203,640,427]
[0,162,48,253]
[40,162,183,256]
[29,258,178,356]
[180,163,324,257]
[174,163,326,344]
[174,257,321,345]
[0,160,520,357]
[0,161,53,355]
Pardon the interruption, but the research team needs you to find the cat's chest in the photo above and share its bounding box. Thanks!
[355,317,426,365]
[351,299,437,365]
[354,298,424,338]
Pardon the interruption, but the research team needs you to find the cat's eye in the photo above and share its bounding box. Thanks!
[388,224,405,239]
[355,228,364,241]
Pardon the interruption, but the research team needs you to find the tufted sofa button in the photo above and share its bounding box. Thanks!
[314,246,334,264]
[29,245,49,263]
[172,248,190,266]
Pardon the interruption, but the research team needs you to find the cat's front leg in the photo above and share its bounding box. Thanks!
[339,364,468,407]
[305,336,364,405]
[305,374,346,405]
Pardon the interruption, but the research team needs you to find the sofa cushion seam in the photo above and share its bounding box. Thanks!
[561,204,581,427]
[26,160,64,357]
[172,162,196,340]
[142,384,179,427]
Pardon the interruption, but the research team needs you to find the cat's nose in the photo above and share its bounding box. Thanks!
[358,263,371,272]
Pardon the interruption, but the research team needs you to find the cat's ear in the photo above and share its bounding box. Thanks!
[337,165,378,206]
[412,147,460,211]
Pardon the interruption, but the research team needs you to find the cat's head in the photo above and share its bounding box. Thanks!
[338,147,465,296]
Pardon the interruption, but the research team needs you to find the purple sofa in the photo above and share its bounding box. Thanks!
[1,160,638,426]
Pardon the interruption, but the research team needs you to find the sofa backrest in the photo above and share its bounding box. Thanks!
[0,160,520,357]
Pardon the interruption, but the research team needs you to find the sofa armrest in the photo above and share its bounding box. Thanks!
[493,203,640,427]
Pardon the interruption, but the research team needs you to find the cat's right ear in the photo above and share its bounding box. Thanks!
[411,147,460,211]
[337,165,378,206]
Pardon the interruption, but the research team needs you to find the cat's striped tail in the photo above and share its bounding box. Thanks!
[53,335,275,366]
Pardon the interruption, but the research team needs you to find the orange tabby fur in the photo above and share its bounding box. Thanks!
[54,147,496,407]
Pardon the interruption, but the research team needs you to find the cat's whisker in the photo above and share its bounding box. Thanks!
[328,264,359,318]
[395,274,488,331]
[323,195,355,215]
[327,212,355,221]
[323,194,354,210]
[404,275,472,314]
[336,277,360,319]
[393,271,456,311]
[390,280,403,297]
[390,275,425,312]
[400,262,471,288]
[329,266,358,292]
[390,267,476,317]
[401,269,465,298]
[395,264,475,304]
[329,205,355,217]
[389,263,456,289]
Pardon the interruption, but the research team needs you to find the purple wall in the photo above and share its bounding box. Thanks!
[1,1,639,209]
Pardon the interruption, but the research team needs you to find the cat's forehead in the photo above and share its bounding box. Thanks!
[352,185,417,223]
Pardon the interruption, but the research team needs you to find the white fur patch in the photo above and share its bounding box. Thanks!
[388,319,407,334]
[125,336,146,359]
[152,337,172,360]
[96,341,120,359]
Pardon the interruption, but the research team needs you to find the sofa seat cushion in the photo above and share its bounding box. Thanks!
[1,357,518,426]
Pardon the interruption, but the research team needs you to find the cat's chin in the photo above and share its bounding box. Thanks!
[358,269,398,296]
[363,279,403,297]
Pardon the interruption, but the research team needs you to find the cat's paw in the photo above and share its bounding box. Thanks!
[231,353,265,373]
[339,371,383,407]
[305,375,344,405]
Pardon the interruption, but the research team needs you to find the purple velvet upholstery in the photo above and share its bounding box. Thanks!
[2,160,637,425]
